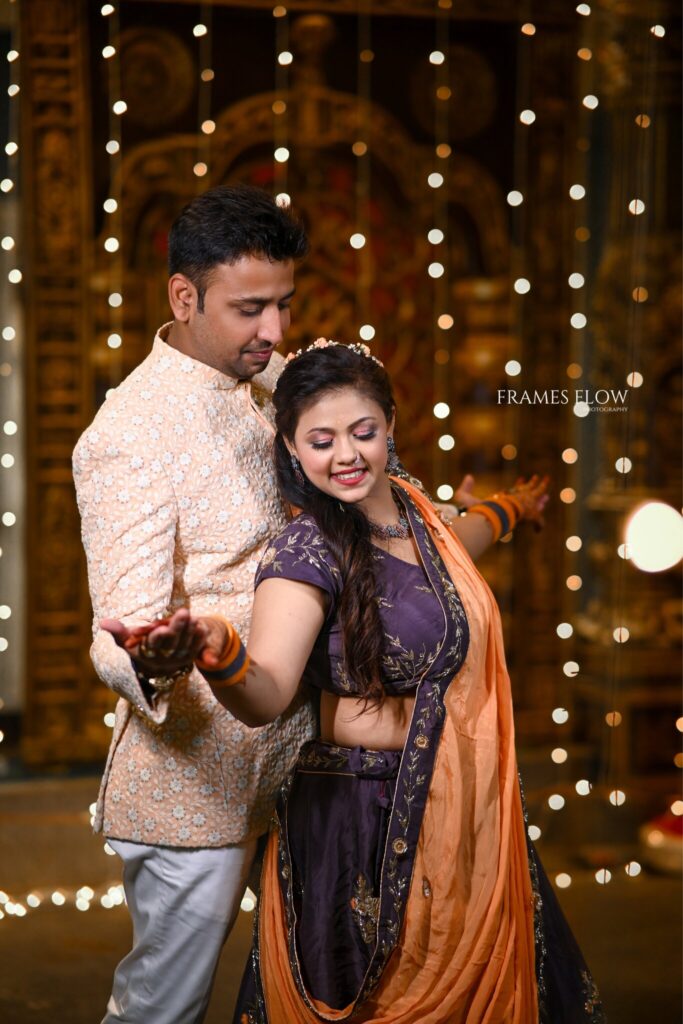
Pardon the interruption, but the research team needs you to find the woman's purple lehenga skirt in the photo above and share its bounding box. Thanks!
[233,741,400,1021]
[286,743,400,1009]
[233,740,606,1024]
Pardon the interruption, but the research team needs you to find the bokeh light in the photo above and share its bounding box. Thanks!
[625,503,683,572]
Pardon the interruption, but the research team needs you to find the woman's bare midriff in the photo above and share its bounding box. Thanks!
[319,689,416,751]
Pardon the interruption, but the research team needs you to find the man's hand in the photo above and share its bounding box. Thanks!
[100,609,227,677]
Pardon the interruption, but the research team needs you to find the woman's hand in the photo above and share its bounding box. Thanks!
[100,609,227,677]
[452,473,478,509]
[507,474,550,529]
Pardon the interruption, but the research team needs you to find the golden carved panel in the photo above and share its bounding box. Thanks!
[21,0,114,764]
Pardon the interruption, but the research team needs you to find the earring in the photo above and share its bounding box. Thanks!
[290,454,305,487]
[386,436,401,475]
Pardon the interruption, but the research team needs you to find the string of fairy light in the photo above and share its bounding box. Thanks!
[273,5,291,207]
[494,14,536,475]
[194,4,214,182]
[545,5,606,889]
[430,2,455,501]
[0,882,257,920]
[101,3,124,377]
[0,877,257,921]
[344,12,374,347]
[354,12,374,348]
[501,15,539,386]
[550,5,596,863]
[0,0,21,736]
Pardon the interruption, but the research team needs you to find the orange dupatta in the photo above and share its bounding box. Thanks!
[257,479,538,1024]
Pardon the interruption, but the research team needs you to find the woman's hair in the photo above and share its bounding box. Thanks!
[273,344,395,707]
[168,184,308,312]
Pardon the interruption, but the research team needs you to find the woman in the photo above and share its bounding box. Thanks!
[124,340,604,1023]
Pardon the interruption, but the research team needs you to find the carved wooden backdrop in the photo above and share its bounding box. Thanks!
[18,0,681,793]
[20,0,101,761]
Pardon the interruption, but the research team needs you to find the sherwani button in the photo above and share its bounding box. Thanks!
[392,838,408,855]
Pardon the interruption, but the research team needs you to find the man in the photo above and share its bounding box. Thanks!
[73,185,315,1024]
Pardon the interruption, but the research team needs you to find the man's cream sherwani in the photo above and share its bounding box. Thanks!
[73,324,315,847]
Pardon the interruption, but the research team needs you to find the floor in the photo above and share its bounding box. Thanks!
[0,775,680,1023]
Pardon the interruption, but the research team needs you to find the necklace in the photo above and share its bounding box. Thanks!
[368,506,410,540]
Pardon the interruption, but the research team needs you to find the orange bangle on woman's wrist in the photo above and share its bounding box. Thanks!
[491,495,521,531]
[195,615,250,687]
[210,654,251,688]
[467,503,503,543]
[468,490,525,542]
[502,493,524,518]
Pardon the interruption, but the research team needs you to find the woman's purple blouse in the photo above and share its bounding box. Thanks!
[255,502,469,697]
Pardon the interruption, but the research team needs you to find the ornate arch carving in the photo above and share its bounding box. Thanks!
[94,75,510,487]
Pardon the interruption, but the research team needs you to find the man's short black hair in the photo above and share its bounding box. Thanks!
[168,184,309,311]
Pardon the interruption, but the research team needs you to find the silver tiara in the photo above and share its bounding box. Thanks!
[273,337,384,392]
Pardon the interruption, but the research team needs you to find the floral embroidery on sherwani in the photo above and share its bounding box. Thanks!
[73,323,316,847]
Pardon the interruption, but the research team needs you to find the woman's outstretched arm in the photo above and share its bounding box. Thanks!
[101,578,326,728]
[206,577,326,726]
[437,473,550,560]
